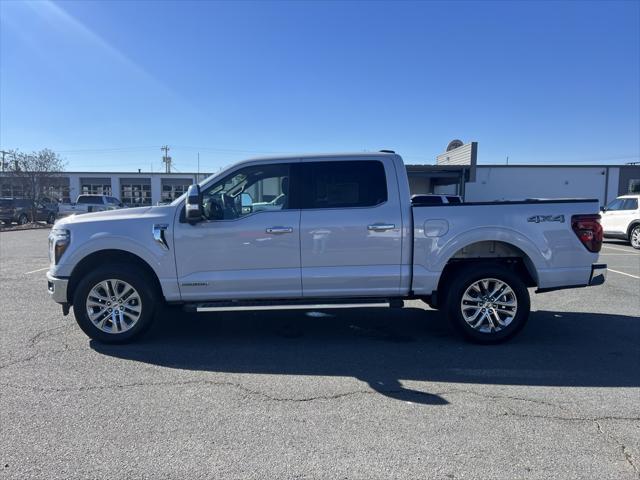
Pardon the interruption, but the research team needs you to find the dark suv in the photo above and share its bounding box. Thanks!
[0,198,58,225]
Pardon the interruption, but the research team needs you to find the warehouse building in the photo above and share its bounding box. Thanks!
[1,143,638,206]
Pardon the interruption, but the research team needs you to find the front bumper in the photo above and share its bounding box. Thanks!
[46,271,69,304]
[589,263,607,286]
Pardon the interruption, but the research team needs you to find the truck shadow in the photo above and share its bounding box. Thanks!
[91,307,640,406]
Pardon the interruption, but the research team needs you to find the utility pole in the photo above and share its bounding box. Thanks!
[161,145,172,173]
[506,155,509,165]
[197,152,200,181]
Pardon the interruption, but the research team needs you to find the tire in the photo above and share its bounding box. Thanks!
[18,214,28,225]
[444,263,530,344]
[630,224,640,250]
[47,213,56,225]
[72,264,157,343]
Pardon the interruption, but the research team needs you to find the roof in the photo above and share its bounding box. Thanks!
[244,151,397,162]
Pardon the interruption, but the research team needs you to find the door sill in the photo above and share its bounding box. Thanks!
[183,297,403,313]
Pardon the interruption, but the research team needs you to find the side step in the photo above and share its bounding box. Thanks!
[184,297,404,313]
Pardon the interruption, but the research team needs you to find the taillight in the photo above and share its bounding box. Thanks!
[571,214,603,253]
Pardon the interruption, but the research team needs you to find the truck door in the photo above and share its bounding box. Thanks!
[174,162,302,301]
[298,159,403,297]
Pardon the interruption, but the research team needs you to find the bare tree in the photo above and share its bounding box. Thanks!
[6,149,66,222]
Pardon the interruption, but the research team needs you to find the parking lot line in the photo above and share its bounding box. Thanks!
[24,267,49,275]
[602,245,640,254]
[607,268,640,279]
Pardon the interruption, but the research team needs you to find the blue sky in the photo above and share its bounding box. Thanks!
[1,0,639,172]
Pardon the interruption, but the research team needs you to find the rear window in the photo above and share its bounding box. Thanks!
[446,196,462,204]
[411,195,444,205]
[622,198,638,210]
[77,196,95,204]
[299,161,387,209]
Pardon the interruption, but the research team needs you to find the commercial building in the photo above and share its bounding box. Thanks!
[1,144,638,206]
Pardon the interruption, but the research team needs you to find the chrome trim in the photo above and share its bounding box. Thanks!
[46,272,69,304]
[196,302,390,312]
[152,223,169,250]
[367,223,396,232]
[265,226,293,234]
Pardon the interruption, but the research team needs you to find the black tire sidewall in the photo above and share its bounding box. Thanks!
[18,214,28,225]
[47,213,56,224]
[631,226,640,250]
[446,264,530,344]
[72,264,157,343]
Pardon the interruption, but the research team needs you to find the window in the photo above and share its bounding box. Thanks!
[629,179,640,194]
[622,198,638,210]
[446,196,462,204]
[77,195,97,204]
[300,161,387,209]
[121,180,151,207]
[605,199,624,211]
[161,181,192,203]
[81,181,111,196]
[201,163,291,220]
[107,197,121,205]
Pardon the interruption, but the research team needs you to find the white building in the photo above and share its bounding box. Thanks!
[1,158,639,207]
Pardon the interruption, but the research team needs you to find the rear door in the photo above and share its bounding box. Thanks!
[298,159,403,297]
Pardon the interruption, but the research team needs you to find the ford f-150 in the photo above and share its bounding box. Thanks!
[46,152,606,344]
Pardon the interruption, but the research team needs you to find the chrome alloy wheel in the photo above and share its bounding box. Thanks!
[631,226,640,249]
[86,279,142,334]
[460,278,518,333]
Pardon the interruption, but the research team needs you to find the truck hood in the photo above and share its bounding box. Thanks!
[56,205,175,227]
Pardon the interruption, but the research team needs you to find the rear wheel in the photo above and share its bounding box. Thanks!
[72,264,157,343]
[18,214,28,225]
[47,213,56,224]
[444,263,530,343]
[630,225,640,250]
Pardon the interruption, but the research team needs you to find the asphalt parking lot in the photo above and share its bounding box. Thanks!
[1,229,639,479]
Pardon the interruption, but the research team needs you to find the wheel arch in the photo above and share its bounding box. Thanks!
[627,220,640,239]
[67,249,163,304]
[434,240,538,306]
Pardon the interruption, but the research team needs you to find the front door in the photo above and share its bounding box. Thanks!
[298,159,403,297]
[174,162,302,301]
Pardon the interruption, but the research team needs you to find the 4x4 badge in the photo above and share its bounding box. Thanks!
[527,215,565,223]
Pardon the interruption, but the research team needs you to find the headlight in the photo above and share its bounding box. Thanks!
[49,228,70,264]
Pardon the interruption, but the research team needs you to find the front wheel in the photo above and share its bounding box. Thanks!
[72,264,157,343]
[47,213,56,224]
[444,263,530,343]
[18,214,28,225]
[630,225,640,250]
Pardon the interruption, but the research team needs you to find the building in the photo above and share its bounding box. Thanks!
[408,163,640,205]
[0,171,210,206]
[1,149,639,207]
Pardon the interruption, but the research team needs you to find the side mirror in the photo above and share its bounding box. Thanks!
[185,184,203,223]
[600,206,606,212]
[240,192,253,214]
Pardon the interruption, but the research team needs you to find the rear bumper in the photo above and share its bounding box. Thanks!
[47,271,68,304]
[536,263,606,293]
[589,263,607,286]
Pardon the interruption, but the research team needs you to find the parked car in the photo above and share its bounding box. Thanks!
[411,194,463,205]
[57,195,124,217]
[46,152,606,344]
[0,198,57,225]
[600,194,640,249]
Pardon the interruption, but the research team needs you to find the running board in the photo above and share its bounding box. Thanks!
[184,298,403,313]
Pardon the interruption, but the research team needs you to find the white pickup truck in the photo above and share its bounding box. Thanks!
[46,152,606,344]
[57,194,124,216]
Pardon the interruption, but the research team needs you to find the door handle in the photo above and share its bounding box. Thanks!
[266,226,293,234]
[367,223,396,232]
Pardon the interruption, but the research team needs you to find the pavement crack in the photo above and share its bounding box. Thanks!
[595,420,639,477]
[0,378,389,402]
